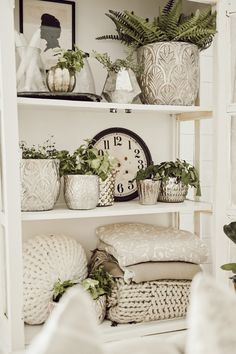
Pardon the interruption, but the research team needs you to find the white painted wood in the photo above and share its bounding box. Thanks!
[0,1,24,353]
[24,318,187,346]
[17,98,213,116]
[21,200,212,221]
[213,0,231,282]
[188,0,217,4]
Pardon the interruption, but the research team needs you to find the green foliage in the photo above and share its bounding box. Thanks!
[221,263,236,274]
[223,222,236,245]
[93,50,142,74]
[221,222,236,279]
[97,0,216,50]
[156,159,201,196]
[52,279,76,302]
[55,46,85,73]
[20,137,58,159]
[133,164,161,182]
[57,140,117,180]
[82,266,115,300]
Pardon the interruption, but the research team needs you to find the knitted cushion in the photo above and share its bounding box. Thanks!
[23,234,88,325]
[107,279,191,324]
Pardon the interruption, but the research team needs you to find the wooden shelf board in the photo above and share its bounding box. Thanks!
[25,318,187,346]
[21,200,212,221]
[17,97,212,117]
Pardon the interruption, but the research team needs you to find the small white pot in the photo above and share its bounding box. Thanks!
[46,67,76,92]
[64,175,99,210]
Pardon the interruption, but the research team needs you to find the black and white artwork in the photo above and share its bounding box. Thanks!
[19,0,75,68]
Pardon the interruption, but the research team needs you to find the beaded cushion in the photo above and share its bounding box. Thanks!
[23,234,88,325]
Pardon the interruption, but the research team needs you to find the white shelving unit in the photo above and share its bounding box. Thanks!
[0,0,220,353]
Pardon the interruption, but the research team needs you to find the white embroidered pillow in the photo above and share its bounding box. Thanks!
[96,223,208,267]
[186,274,236,354]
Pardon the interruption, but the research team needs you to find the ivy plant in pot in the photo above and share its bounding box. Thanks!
[97,0,216,105]
[51,266,114,323]
[134,164,161,205]
[156,159,201,202]
[93,51,142,104]
[46,46,85,92]
[20,139,60,211]
[221,222,236,291]
[58,140,116,210]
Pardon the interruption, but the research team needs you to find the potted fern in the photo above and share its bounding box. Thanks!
[221,222,236,290]
[20,139,60,211]
[58,140,116,209]
[97,0,216,106]
[47,46,85,92]
[156,159,201,202]
[134,165,161,205]
[93,51,142,103]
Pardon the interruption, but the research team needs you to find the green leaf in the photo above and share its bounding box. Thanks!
[221,263,236,273]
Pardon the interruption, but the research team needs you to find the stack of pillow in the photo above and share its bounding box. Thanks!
[89,222,208,324]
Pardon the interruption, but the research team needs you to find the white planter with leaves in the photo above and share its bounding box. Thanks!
[46,67,76,92]
[20,159,60,211]
[137,42,199,106]
[64,175,99,210]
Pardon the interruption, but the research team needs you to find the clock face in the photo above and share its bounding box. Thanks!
[92,128,152,201]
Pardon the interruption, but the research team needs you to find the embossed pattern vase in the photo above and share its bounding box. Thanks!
[158,177,188,203]
[137,180,161,205]
[20,159,60,211]
[64,175,99,210]
[46,67,76,92]
[137,42,199,106]
[98,171,117,207]
[102,68,141,103]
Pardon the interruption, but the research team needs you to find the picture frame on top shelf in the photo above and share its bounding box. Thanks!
[19,0,75,68]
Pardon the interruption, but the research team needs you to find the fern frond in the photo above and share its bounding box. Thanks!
[96,34,120,41]
[162,0,176,14]
[158,0,182,39]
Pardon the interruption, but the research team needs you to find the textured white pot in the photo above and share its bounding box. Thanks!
[20,159,60,211]
[137,42,199,106]
[64,175,99,210]
[46,67,76,92]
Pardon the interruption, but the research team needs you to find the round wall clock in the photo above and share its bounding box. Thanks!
[92,127,152,202]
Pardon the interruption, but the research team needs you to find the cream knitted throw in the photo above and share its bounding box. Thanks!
[107,279,191,324]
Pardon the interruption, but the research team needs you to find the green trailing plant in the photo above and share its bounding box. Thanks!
[52,266,114,302]
[156,159,201,196]
[221,222,236,283]
[93,51,142,74]
[133,164,161,182]
[57,140,117,180]
[55,46,85,73]
[97,0,216,50]
[20,137,58,159]
[52,279,77,303]
[81,266,115,300]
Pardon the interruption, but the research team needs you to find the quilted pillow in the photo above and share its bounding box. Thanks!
[96,223,208,267]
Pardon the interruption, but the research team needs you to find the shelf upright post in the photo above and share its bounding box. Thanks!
[213,0,232,282]
[0,0,24,352]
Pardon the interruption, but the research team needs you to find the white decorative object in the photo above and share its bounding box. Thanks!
[186,274,236,354]
[96,223,208,267]
[23,234,88,325]
[137,42,199,106]
[26,287,104,354]
[20,159,61,211]
[107,279,191,324]
[64,175,100,210]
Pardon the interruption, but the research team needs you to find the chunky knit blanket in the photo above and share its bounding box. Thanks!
[107,278,191,324]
